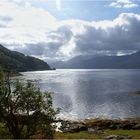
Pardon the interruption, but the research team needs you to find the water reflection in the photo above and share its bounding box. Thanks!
[18,69,140,119]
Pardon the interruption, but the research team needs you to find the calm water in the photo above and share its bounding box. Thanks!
[18,69,140,119]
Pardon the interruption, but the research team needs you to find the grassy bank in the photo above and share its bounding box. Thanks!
[0,118,140,139]
[55,130,140,139]
[55,118,140,139]
[0,127,140,139]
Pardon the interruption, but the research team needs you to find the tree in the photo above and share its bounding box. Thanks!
[0,69,58,139]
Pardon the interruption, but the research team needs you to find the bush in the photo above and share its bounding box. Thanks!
[0,69,58,139]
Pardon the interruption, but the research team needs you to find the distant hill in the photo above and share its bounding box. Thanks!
[0,44,51,72]
[52,51,140,69]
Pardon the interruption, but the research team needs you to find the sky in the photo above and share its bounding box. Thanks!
[0,0,140,62]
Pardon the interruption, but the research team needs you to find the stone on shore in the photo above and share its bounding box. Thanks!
[103,135,132,140]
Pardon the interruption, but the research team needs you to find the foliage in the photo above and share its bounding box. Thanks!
[0,69,58,139]
[0,44,51,72]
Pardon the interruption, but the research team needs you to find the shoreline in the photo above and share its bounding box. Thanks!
[56,117,140,133]
[55,117,140,139]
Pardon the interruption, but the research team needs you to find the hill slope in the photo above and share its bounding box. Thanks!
[0,44,51,71]
[52,51,140,69]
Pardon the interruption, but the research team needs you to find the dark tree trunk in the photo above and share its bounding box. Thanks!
[6,114,22,139]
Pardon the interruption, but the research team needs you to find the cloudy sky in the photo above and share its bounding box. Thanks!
[0,0,140,62]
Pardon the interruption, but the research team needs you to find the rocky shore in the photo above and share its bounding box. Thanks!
[56,118,140,133]
[55,118,140,139]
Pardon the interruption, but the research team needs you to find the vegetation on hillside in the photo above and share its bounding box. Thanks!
[0,44,51,72]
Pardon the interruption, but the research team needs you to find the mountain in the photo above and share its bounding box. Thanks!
[52,51,140,69]
[0,44,51,72]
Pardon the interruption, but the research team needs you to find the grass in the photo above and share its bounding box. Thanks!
[55,130,140,139]
[0,123,11,139]
[0,120,140,139]
[55,131,104,139]
[0,123,140,139]
[105,130,140,139]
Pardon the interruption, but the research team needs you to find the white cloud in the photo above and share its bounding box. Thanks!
[109,0,138,8]
[0,1,140,62]
[56,0,61,11]
[0,0,56,45]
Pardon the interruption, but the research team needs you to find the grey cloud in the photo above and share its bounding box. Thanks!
[10,13,140,61]
[74,14,140,56]
[15,42,62,57]
[14,26,73,58]
[48,25,73,43]
[0,16,13,28]
[0,24,7,28]
[0,16,12,22]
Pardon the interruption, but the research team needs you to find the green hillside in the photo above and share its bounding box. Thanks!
[0,44,51,72]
